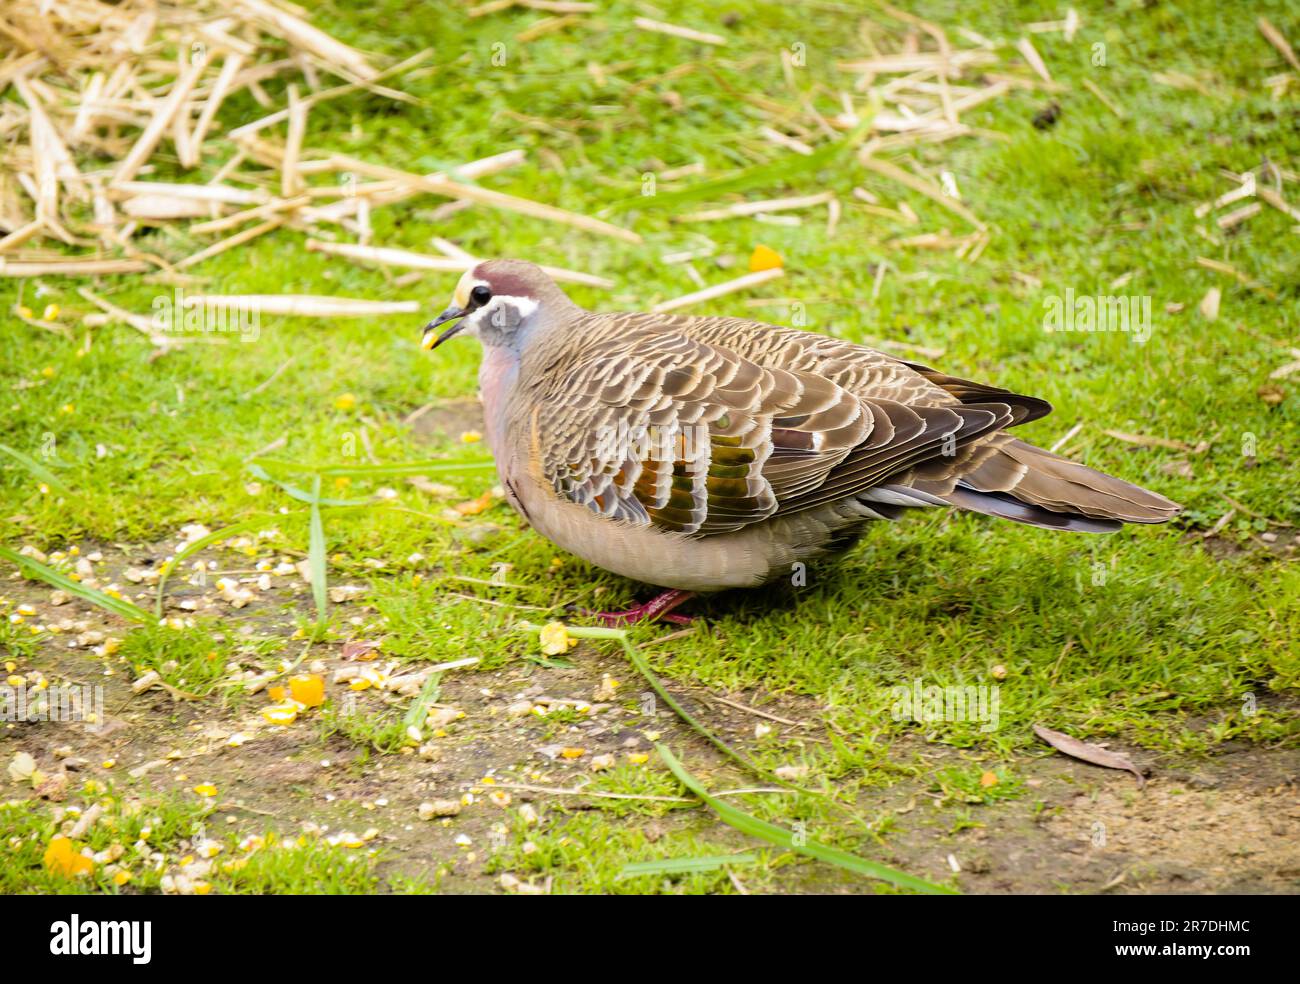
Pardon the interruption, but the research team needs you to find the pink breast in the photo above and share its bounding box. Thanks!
[478,347,518,453]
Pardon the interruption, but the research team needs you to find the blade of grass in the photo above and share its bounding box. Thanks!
[246,462,371,506]
[403,672,442,730]
[554,624,764,775]
[550,623,881,834]
[657,745,955,895]
[308,474,327,628]
[535,623,871,831]
[0,443,71,495]
[618,853,758,879]
[152,505,383,616]
[0,546,150,622]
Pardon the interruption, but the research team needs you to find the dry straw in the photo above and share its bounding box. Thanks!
[0,0,634,322]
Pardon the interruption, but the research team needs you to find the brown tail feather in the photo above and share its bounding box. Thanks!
[943,487,1121,532]
[922,437,1181,531]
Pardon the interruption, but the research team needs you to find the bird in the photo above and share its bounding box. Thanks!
[422,259,1180,625]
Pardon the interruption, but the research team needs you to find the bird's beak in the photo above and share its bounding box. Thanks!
[421,305,467,351]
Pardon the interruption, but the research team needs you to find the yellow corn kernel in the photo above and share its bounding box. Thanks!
[43,836,94,877]
[262,705,298,726]
[749,244,784,272]
[288,674,325,708]
[539,621,576,656]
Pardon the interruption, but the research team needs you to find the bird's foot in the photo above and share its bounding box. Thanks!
[591,589,695,627]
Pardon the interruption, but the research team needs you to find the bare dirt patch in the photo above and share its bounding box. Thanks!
[2,546,1297,894]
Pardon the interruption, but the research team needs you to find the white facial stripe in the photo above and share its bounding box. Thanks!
[494,295,538,320]
[463,294,537,332]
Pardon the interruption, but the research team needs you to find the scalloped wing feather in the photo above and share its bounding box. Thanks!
[533,326,1010,537]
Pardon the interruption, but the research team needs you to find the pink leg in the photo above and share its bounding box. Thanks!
[592,589,696,627]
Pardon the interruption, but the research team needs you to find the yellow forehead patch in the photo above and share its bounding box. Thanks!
[452,269,476,309]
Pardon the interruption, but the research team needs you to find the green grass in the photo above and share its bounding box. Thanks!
[319,699,412,753]
[0,786,413,895]
[118,619,284,698]
[1,0,1297,893]
[486,811,758,895]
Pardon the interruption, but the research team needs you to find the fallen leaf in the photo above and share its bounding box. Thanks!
[341,639,380,661]
[1033,724,1145,787]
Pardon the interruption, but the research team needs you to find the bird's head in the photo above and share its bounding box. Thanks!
[421,259,571,353]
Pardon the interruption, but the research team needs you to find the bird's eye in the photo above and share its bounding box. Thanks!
[470,285,492,305]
